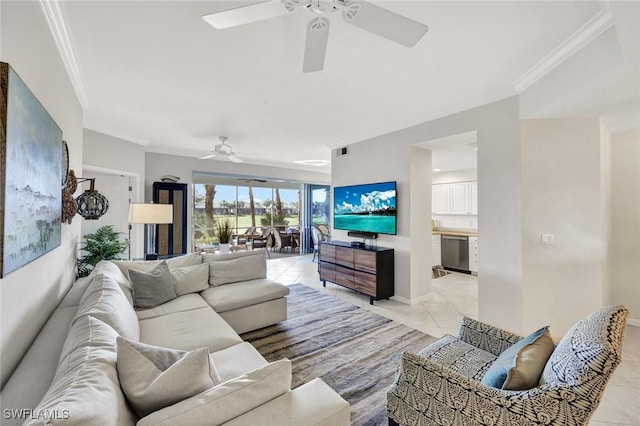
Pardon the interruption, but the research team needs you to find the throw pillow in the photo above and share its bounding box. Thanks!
[481,326,555,390]
[129,261,177,309]
[112,253,203,281]
[116,337,221,418]
[205,253,267,286]
[137,359,292,426]
[171,263,210,296]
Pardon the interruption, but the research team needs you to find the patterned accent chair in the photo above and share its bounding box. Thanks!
[387,305,629,426]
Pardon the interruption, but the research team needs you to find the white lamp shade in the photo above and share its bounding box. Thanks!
[129,203,173,224]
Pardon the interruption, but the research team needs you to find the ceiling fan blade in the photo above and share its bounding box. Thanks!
[303,17,330,73]
[202,0,287,29]
[199,153,219,160]
[228,154,244,163]
[342,1,428,47]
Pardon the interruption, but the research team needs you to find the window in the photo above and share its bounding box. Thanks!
[192,183,302,251]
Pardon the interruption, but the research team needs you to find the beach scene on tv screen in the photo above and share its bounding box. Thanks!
[334,182,396,234]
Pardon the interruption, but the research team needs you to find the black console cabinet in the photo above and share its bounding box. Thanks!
[318,241,394,304]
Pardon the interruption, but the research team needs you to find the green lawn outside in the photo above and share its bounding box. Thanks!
[194,214,300,245]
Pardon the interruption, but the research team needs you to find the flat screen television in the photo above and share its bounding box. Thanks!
[333,181,397,235]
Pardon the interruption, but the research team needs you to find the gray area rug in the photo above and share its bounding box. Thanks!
[240,283,438,426]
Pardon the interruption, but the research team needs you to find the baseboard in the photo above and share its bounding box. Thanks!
[628,318,640,327]
[390,293,431,305]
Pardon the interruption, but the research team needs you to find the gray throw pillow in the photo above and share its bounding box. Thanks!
[116,337,221,418]
[129,261,177,309]
[171,263,210,296]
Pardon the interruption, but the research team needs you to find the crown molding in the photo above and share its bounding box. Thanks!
[39,0,90,109]
[83,124,150,146]
[513,4,614,93]
[605,119,640,136]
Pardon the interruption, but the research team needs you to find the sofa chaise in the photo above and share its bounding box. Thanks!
[1,249,350,425]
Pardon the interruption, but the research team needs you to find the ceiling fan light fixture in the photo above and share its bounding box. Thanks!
[203,0,428,73]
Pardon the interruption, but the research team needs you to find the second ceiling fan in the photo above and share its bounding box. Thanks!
[202,0,429,73]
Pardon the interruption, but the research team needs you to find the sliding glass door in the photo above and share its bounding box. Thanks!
[300,184,330,253]
[192,183,301,251]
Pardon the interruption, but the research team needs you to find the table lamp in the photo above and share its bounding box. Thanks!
[129,203,173,260]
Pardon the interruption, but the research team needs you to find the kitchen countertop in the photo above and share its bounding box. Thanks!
[433,229,478,237]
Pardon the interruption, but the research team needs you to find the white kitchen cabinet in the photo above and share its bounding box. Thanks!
[432,234,441,267]
[450,183,469,214]
[432,181,477,215]
[432,184,451,214]
[469,182,478,215]
[469,236,478,274]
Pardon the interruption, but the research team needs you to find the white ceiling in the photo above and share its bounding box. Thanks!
[55,0,640,173]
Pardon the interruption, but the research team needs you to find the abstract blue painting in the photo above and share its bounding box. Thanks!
[1,63,62,277]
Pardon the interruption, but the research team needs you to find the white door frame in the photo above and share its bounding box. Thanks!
[82,164,143,259]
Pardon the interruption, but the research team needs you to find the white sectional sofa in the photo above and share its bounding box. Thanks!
[1,249,350,425]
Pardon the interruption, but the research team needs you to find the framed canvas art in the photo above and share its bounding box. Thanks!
[0,62,63,277]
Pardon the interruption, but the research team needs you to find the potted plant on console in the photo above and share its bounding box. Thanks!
[216,219,233,254]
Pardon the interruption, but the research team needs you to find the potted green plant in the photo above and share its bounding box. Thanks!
[216,219,234,254]
[76,225,128,277]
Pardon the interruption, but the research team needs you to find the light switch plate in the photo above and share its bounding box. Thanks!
[541,233,555,245]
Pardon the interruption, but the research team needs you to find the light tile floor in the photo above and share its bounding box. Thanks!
[267,254,640,425]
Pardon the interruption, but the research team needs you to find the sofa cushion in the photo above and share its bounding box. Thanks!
[139,307,243,353]
[90,260,134,304]
[209,342,268,383]
[27,316,136,426]
[201,279,290,313]
[73,273,139,341]
[481,326,554,390]
[1,306,79,419]
[417,334,497,381]
[137,359,292,426]
[224,378,351,426]
[116,337,220,418]
[203,250,267,286]
[112,252,202,280]
[136,293,211,321]
[171,263,209,296]
[129,261,177,309]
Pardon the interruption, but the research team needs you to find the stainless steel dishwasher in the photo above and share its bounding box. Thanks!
[441,235,469,272]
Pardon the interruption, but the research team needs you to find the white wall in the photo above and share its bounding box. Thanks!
[609,131,640,324]
[0,1,83,387]
[83,129,146,257]
[521,118,607,335]
[333,97,524,326]
[83,129,145,175]
[410,147,432,303]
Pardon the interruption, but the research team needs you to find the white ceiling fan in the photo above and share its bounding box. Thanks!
[202,0,429,73]
[199,136,244,163]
